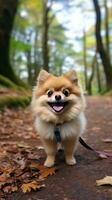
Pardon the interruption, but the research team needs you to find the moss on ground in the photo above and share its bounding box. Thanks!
[100,89,112,96]
[0,95,31,110]
[0,75,18,89]
[0,75,29,90]
[104,90,112,96]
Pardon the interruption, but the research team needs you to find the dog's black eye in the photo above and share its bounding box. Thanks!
[63,89,70,97]
[47,90,53,97]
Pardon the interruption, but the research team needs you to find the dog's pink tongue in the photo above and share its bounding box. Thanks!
[53,106,63,112]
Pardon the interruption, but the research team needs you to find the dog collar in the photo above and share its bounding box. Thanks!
[54,124,61,143]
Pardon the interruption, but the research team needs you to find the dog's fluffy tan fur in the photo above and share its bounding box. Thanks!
[31,69,86,167]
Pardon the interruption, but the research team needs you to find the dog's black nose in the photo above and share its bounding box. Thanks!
[55,95,61,101]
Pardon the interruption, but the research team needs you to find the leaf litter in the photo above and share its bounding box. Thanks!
[0,108,58,198]
[0,142,58,198]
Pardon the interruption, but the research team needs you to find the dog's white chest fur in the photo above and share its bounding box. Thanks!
[35,112,86,140]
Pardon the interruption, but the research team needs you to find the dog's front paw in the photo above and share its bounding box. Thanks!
[66,156,76,166]
[44,156,55,167]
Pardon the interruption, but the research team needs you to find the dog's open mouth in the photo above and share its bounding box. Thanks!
[48,101,68,113]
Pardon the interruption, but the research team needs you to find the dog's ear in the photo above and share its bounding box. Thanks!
[64,70,78,85]
[37,70,50,85]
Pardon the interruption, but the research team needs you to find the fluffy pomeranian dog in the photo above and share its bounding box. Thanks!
[31,69,86,167]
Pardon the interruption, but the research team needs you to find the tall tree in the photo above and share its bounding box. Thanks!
[96,55,102,93]
[0,0,21,84]
[87,53,96,95]
[93,0,112,90]
[41,0,68,72]
[104,0,110,58]
[42,0,50,71]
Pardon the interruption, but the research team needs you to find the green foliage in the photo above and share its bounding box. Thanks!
[86,35,96,48]
[10,39,31,52]
[10,0,76,81]
[8,0,112,94]
[0,95,31,110]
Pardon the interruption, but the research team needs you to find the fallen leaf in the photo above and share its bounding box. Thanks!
[0,176,7,182]
[102,139,112,143]
[103,149,112,152]
[17,143,30,148]
[18,158,27,170]
[18,171,34,183]
[2,166,13,177]
[98,153,108,159]
[21,181,44,193]
[29,162,45,172]
[96,176,112,186]
[0,177,15,190]
[27,151,40,160]
[3,185,18,193]
[96,150,112,158]
[0,175,7,189]
[0,191,4,198]
[39,167,57,180]
[38,146,44,150]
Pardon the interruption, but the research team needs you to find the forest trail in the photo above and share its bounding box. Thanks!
[0,96,112,200]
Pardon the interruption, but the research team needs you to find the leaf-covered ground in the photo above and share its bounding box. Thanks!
[0,96,112,200]
[0,106,58,198]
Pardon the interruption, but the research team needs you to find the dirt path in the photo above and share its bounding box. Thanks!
[0,96,112,200]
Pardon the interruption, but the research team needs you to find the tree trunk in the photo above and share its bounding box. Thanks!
[93,0,112,90]
[87,54,96,95]
[96,57,102,93]
[33,28,41,82]
[83,29,88,91]
[0,0,20,84]
[104,0,110,58]
[42,0,50,72]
